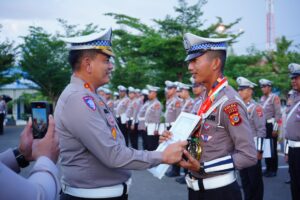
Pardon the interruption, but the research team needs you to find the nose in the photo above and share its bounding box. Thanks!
[188,62,194,73]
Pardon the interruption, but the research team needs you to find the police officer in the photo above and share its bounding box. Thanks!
[179,83,194,113]
[0,116,60,200]
[259,78,282,177]
[137,89,150,150]
[144,85,162,151]
[113,91,120,116]
[162,32,257,200]
[237,77,266,200]
[104,88,114,113]
[56,28,187,200]
[97,87,106,100]
[165,80,183,177]
[116,85,130,146]
[285,63,300,200]
[125,86,138,149]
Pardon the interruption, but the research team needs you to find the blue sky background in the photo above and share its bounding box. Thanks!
[0,0,299,54]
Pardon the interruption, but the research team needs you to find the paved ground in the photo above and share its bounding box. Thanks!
[0,125,292,200]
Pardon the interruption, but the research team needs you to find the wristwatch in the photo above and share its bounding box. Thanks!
[13,148,30,168]
[198,162,205,175]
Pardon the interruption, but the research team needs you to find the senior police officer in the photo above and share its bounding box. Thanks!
[162,33,257,200]
[285,63,300,200]
[237,77,266,200]
[56,28,187,200]
[259,78,282,177]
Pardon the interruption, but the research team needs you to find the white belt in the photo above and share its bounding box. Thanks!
[186,171,236,191]
[288,140,300,148]
[138,117,145,121]
[62,178,132,198]
[267,118,275,124]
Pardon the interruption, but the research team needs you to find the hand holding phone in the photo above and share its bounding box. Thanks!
[31,101,51,139]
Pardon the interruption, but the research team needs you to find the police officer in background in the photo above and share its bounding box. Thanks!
[113,91,120,115]
[56,28,187,200]
[116,85,130,146]
[104,88,114,113]
[285,63,300,200]
[259,78,282,177]
[190,78,206,115]
[165,80,183,177]
[162,32,257,200]
[0,116,60,200]
[0,95,7,135]
[237,77,266,200]
[179,83,194,113]
[125,86,138,149]
[144,85,162,151]
[97,87,106,100]
[137,89,150,150]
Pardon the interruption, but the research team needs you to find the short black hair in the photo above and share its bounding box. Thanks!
[68,49,106,72]
[206,50,227,73]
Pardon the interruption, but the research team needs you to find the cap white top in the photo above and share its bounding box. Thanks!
[259,78,272,86]
[128,86,135,93]
[117,85,127,91]
[146,84,160,92]
[236,77,257,88]
[288,63,300,77]
[141,89,149,95]
[165,80,177,88]
[178,82,191,90]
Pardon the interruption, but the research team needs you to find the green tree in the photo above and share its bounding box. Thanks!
[0,25,16,86]
[107,0,242,93]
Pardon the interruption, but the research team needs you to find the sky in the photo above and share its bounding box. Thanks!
[0,0,300,55]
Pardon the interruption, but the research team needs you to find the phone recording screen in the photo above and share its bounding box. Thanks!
[32,108,47,133]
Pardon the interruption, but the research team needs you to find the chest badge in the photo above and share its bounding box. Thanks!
[83,96,96,111]
[201,134,212,142]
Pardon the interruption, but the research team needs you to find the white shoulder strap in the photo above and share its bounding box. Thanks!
[202,95,229,119]
[286,101,300,123]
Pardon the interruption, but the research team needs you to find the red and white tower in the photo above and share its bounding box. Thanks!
[266,0,276,51]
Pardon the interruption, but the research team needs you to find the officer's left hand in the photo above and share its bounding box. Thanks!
[257,152,263,160]
[19,117,34,161]
[272,131,278,137]
[178,150,200,172]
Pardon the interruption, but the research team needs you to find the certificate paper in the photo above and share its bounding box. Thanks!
[148,112,201,179]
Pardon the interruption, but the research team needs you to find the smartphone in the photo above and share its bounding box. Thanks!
[31,101,51,139]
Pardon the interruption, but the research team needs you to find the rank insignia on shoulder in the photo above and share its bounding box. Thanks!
[83,96,96,111]
[224,103,242,126]
[111,127,117,139]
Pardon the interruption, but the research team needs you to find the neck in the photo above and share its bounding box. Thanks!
[74,72,96,92]
[243,96,252,104]
[204,72,223,94]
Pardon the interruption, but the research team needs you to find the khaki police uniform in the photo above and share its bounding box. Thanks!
[236,77,265,200]
[285,63,300,200]
[137,89,150,150]
[259,79,282,176]
[125,87,138,149]
[182,33,257,200]
[116,86,130,146]
[144,85,162,151]
[0,149,60,200]
[57,29,163,200]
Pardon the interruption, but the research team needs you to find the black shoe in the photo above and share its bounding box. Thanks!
[175,175,186,184]
[262,170,269,176]
[265,172,277,177]
[285,179,291,184]
[165,170,180,177]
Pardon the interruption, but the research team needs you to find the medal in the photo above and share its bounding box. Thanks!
[111,127,117,139]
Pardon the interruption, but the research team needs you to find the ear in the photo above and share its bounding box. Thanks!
[82,56,92,73]
[212,57,221,71]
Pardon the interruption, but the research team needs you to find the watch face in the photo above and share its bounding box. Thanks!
[13,149,29,168]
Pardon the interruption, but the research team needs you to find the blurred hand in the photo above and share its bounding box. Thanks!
[257,152,263,160]
[154,131,159,136]
[159,130,172,144]
[178,150,200,172]
[32,115,60,163]
[18,118,34,161]
[285,155,288,163]
[162,140,187,164]
[272,131,278,137]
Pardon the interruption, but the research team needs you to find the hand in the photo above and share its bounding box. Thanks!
[162,140,187,164]
[32,115,60,163]
[178,150,201,172]
[257,152,263,160]
[272,131,278,137]
[159,130,172,144]
[18,118,34,161]
[154,131,159,136]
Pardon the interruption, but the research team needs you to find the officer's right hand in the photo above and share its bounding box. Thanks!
[159,130,172,144]
[32,115,60,163]
[162,140,187,164]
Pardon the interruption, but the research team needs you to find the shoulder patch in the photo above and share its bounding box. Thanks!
[175,101,181,108]
[274,96,280,105]
[256,106,263,117]
[83,96,96,111]
[154,103,161,110]
[224,103,242,126]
